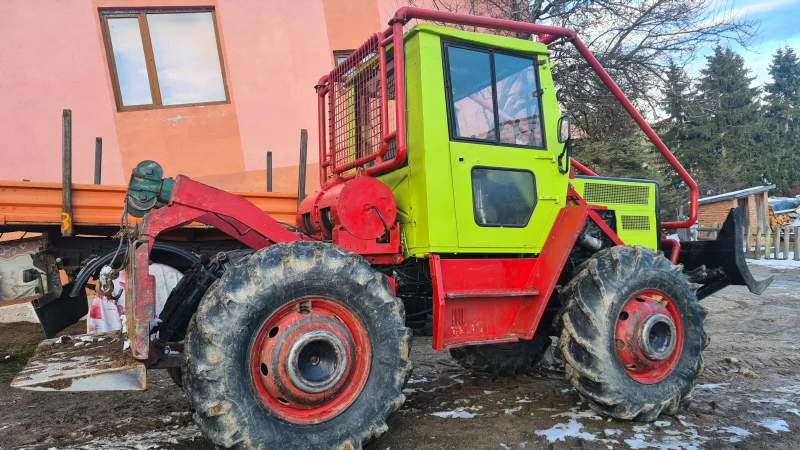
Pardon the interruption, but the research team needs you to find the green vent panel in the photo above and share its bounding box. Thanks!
[621,215,651,230]
[583,183,649,205]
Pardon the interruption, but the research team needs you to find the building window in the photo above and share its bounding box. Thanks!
[443,42,545,149]
[99,8,228,110]
[333,50,355,66]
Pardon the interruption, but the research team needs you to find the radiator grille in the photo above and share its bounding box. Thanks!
[583,183,649,205]
[621,215,651,230]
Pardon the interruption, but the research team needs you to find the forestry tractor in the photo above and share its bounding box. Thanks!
[13,7,772,449]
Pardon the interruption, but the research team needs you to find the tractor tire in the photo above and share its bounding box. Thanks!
[557,246,707,421]
[450,337,552,376]
[183,241,412,450]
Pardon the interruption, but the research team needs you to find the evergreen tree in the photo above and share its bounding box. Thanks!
[764,47,800,132]
[680,47,762,195]
[762,47,800,193]
[660,63,696,154]
[655,63,697,219]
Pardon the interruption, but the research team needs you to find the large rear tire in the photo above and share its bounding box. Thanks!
[450,337,552,376]
[183,241,412,449]
[558,246,707,421]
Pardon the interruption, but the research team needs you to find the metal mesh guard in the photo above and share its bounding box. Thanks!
[327,36,396,174]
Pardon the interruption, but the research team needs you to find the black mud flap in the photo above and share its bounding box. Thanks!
[677,208,773,300]
[33,282,89,338]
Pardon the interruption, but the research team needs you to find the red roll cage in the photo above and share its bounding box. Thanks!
[315,6,698,230]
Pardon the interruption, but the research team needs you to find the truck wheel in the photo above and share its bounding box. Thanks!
[183,241,412,449]
[558,246,707,421]
[450,337,552,376]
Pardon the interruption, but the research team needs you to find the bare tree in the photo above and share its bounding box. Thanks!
[413,0,757,139]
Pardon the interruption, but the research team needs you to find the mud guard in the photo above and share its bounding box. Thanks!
[677,207,773,300]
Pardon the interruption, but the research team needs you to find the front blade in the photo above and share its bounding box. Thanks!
[11,331,146,391]
[678,207,773,298]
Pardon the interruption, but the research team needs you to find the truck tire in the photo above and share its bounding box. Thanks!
[558,246,707,421]
[450,337,552,376]
[183,241,412,449]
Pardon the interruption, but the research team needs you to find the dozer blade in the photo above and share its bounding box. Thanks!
[678,207,773,300]
[11,331,146,392]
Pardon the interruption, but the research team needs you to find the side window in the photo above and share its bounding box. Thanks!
[495,54,544,147]
[446,46,496,141]
[472,168,536,227]
[444,43,545,149]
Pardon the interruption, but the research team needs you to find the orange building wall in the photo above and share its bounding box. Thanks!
[1,0,415,195]
[0,1,124,185]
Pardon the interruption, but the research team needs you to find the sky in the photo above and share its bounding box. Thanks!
[698,0,800,85]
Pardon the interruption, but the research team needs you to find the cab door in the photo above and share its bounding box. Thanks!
[442,42,567,252]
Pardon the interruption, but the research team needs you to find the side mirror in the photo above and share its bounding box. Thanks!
[557,115,572,143]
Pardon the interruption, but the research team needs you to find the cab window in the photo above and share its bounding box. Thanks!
[444,43,545,149]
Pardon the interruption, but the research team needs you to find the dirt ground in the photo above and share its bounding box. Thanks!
[1,265,798,450]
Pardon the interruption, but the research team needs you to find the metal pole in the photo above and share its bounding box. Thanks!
[266,151,273,192]
[61,109,73,237]
[94,137,103,185]
[297,129,308,208]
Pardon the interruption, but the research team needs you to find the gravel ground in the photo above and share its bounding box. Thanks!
[0,265,798,449]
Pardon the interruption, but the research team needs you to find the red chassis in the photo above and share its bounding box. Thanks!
[128,175,624,361]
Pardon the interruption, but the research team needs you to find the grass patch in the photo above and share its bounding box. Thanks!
[0,340,38,383]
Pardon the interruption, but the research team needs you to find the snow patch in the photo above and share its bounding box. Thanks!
[653,421,671,428]
[69,424,202,449]
[759,418,790,433]
[430,405,482,419]
[604,429,622,436]
[750,398,796,406]
[406,377,428,384]
[695,383,728,391]
[553,407,601,421]
[774,385,800,395]
[787,408,800,417]
[503,406,522,414]
[535,419,595,443]
[718,426,751,437]
[747,258,800,269]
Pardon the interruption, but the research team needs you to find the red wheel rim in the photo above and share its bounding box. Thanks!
[614,289,683,384]
[249,297,371,424]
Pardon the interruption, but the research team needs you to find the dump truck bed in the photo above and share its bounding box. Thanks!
[0,180,298,233]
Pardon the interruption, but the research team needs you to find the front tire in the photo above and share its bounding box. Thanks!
[183,241,412,449]
[558,246,707,421]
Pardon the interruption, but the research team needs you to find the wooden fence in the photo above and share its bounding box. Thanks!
[742,225,800,260]
[679,222,800,260]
